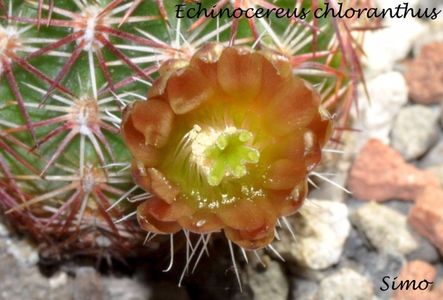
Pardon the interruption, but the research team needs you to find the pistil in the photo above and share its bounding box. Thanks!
[189,126,260,186]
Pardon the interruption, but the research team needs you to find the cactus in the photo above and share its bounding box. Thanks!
[0,0,366,272]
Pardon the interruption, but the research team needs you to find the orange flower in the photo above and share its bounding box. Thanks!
[122,43,332,250]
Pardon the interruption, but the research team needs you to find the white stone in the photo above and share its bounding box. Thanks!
[248,258,289,300]
[49,272,68,289]
[314,268,374,300]
[104,277,153,300]
[274,200,351,270]
[413,24,443,55]
[350,202,419,256]
[391,105,440,160]
[421,140,443,168]
[362,18,426,75]
[353,72,408,150]
[6,239,39,267]
[0,222,8,237]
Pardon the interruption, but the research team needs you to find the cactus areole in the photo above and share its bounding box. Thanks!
[122,44,333,250]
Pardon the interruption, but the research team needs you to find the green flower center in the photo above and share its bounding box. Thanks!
[190,126,260,187]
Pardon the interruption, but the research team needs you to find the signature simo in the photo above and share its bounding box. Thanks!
[380,276,434,292]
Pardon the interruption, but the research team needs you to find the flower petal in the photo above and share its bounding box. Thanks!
[143,197,191,223]
[166,66,214,114]
[261,131,305,163]
[131,160,151,191]
[147,168,180,204]
[137,200,181,234]
[258,52,292,101]
[191,43,223,88]
[217,199,272,231]
[131,100,174,148]
[217,47,263,100]
[192,43,224,65]
[121,108,159,167]
[263,159,306,190]
[178,211,224,234]
[148,59,189,99]
[302,130,323,171]
[224,225,275,250]
[267,78,320,135]
[268,182,306,217]
[308,107,333,147]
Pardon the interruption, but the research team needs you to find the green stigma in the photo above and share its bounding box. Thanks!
[201,129,260,186]
[187,125,261,188]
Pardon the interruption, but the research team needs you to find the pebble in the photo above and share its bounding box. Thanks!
[103,276,153,300]
[420,139,443,168]
[354,72,408,147]
[407,234,440,264]
[405,43,443,104]
[73,267,105,300]
[49,272,68,289]
[362,253,404,299]
[409,186,443,255]
[0,236,72,300]
[342,226,372,262]
[350,202,418,256]
[391,105,440,160]
[417,0,443,13]
[310,149,353,202]
[347,139,439,202]
[0,221,8,237]
[340,227,404,298]
[383,199,413,216]
[290,277,318,300]
[425,165,443,186]
[314,268,374,300]
[362,19,425,75]
[391,261,436,300]
[5,238,39,268]
[273,200,350,270]
[432,282,443,300]
[248,258,289,300]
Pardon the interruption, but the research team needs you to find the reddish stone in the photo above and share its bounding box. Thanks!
[347,139,439,202]
[405,43,443,104]
[431,282,443,300]
[409,186,443,255]
[392,261,436,300]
